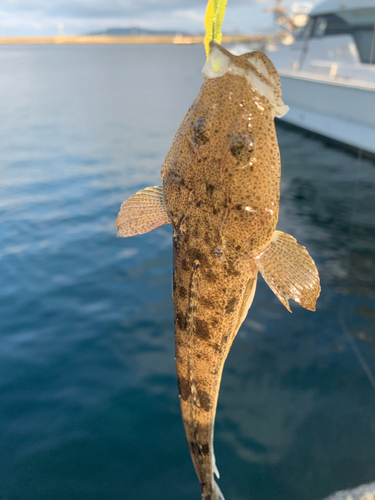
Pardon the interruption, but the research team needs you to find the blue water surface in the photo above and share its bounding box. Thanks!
[0,44,375,500]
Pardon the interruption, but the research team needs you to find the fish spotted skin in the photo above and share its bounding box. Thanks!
[162,68,278,499]
[116,43,320,500]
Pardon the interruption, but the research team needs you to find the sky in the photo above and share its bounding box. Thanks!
[0,0,322,37]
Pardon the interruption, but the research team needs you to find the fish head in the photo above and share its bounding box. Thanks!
[162,43,289,258]
[203,41,289,119]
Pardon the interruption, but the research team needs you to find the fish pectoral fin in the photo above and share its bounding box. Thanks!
[116,186,170,237]
[254,231,320,312]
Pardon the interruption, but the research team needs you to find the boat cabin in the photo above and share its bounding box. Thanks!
[298,0,375,64]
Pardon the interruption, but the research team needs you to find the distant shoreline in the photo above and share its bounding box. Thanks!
[0,34,277,45]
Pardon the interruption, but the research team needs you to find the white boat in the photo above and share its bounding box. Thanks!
[267,0,375,155]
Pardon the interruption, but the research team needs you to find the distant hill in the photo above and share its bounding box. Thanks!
[87,27,192,36]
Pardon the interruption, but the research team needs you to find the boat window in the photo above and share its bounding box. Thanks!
[307,13,375,64]
[299,18,315,39]
[354,28,375,64]
[310,14,349,37]
[313,17,328,37]
[324,14,349,36]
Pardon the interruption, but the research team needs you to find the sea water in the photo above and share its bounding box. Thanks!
[0,44,374,500]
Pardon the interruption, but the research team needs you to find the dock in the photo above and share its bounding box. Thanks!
[0,34,278,45]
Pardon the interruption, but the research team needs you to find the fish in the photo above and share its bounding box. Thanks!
[116,42,320,500]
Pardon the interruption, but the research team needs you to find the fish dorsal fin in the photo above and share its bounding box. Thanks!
[116,186,170,237]
[254,231,320,312]
[202,42,289,118]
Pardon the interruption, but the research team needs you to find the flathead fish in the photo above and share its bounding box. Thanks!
[116,42,320,500]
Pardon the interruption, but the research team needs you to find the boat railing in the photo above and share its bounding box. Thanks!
[309,60,339,78]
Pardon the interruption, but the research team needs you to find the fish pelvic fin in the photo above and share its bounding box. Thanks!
[254,231,320,312]
[116,186,170,237]
[234,269,258,332]
[213,450,220,479]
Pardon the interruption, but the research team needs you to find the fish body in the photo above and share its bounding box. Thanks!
[116,43,320,500]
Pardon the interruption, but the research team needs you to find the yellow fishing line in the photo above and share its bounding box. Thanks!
[204,0,228,59]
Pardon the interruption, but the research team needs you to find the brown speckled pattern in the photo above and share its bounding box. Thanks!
[161,57,281,498]
[162,72,280,257]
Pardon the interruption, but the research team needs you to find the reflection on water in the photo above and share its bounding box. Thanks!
[0,44,374,500]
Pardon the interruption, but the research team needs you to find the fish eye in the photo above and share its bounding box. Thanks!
[230,131,255,162]
[193,116,210,145]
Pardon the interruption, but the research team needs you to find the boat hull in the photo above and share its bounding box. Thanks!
[278,72,375,155]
